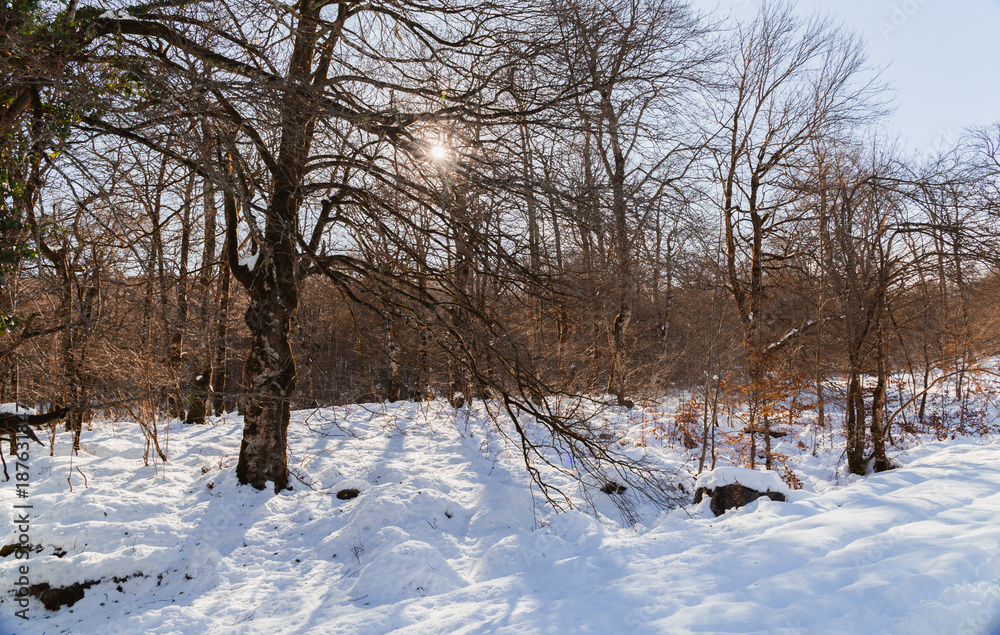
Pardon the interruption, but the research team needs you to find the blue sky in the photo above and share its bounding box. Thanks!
[698,0,1000,152]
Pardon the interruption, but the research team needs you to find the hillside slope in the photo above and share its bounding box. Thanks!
[0,401,998,634]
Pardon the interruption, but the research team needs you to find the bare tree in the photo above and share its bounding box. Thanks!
[552,0,711,406]
[72,0,614,493]
[706,1,882,469]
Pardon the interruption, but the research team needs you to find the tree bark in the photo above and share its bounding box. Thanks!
[235,280,297,491]
[846,366,866,475]
[186,175,218,425]
[212,251,231,416]
[870,321,891,472]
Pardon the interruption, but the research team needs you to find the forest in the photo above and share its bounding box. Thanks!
[2,0,1000,630]
[5,0,999,486]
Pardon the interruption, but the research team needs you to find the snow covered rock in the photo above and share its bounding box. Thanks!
[347,540,467,605]
[693,467,789,516]
[471,534,535,582]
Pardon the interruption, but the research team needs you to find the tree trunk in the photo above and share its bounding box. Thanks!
[443,171,472,408]
[846,367,866,475]
[870,325,890,472]
[213,237,231,415]
[815,352,825,453]
[186,175,218,425]
[919,337,930,425]
[383,315,404,402]
[235,281,297,491]
[185,366,212,425]
[231,0,326,491]
[226,165,303,492]
[607,305,632,407]
[167,172,195,419]
[55,255,83,453]
[600,89,632,408]
[763,412,772,470]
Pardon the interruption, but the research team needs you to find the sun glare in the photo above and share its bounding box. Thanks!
[430,143,448,161]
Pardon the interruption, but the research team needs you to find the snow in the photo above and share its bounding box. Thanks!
[694,465,790,495]
[99,9,132,19]
[0,400,998,634]
[348,540,467,604]
[239,252,260,271]
[766,326,800,352]
[0,404,36,416]
[98,9,132,19]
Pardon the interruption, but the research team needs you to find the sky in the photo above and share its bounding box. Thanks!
[696,0,1000,153]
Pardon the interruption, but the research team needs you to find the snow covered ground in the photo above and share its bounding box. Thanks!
[0,399,998,634]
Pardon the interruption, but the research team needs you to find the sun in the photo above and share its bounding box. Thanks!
[429,143,448,161]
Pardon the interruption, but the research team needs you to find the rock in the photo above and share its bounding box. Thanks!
[693,467,789,517]
[694,483,786,516]
[600,481,627,496]
[28,580,100,611]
